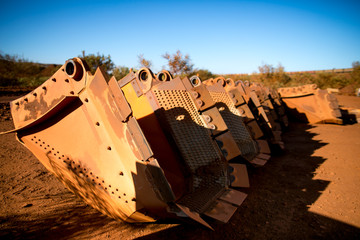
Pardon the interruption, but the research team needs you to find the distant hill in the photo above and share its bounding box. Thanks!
[0,58,61,87]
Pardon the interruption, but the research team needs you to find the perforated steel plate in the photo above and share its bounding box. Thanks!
[153,89,227,212]
[209,91,258,161]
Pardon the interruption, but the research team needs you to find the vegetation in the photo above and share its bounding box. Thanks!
[112,66,130,80]
[0,53,60,87]
[189,68,217,81]
[137,54,152,68]
[225,62,360,94]
[1,51,359,95]
[162,50,194,77]
[79,51,114,75]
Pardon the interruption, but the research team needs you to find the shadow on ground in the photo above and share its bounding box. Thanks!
[1,122,359,239]
[135,122,360,239]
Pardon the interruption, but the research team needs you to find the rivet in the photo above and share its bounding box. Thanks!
[107,146,111,150]
[196,99,204,107]
[15,102,19,106]
[33,93,37,97]
[42,86,47,91]
[65,79,69,83]
[70,91,74,95]
[123,193,126,196]
[95,122,100,126]
[119,172,124,176]
[131,198,136,202]
[24,98,28,102]
[84,98,89,102]
[52,78,56,82]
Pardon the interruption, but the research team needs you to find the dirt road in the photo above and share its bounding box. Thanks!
[0,95,359,239]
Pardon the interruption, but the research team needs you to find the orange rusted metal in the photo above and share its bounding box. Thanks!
[3,59,251,229]
[228,79,285,149]
[117,68,248,225]
[277,84,342,124]
[200,77,271,166]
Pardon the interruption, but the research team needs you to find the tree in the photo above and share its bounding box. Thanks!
[162,50,193,76]
[258,63,291,87]
[189,69,216,81]
[80,51,115,75]
[351,61,360,87]
[112,66,130,80]
[137,54,152,68]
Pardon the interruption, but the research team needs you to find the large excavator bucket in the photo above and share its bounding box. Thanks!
[3,58,248,229]
[200,77,271,166]
[277,84,342,124]
[117,68,248,224]
[3,58,166,223]
[231,79,285,149]
[249,82,288,131]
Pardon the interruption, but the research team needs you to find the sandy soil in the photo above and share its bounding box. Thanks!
[0,95,360,240]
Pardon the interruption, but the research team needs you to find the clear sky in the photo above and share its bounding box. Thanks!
[1,0,359,74]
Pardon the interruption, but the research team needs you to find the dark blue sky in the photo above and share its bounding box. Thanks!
[1,0,359,74]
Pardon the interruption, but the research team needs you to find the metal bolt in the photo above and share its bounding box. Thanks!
[208,124,216,130]
[196,99,204,107]
[202,114,212,123]
[191,91,199,98]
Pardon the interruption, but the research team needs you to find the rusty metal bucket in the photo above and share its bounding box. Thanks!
[277,84,342,124]
[2,58,250,229]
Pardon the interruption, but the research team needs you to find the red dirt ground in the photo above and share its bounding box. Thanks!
[0,95,359,239]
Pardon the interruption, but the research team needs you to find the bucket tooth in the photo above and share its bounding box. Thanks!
[219,188,247,206]
[256,139,271,154]
[176,204,214,230]
[229,163,250,188]
[204,199,239,223]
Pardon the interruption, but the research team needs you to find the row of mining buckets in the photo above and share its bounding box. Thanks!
[2,58,343,229]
